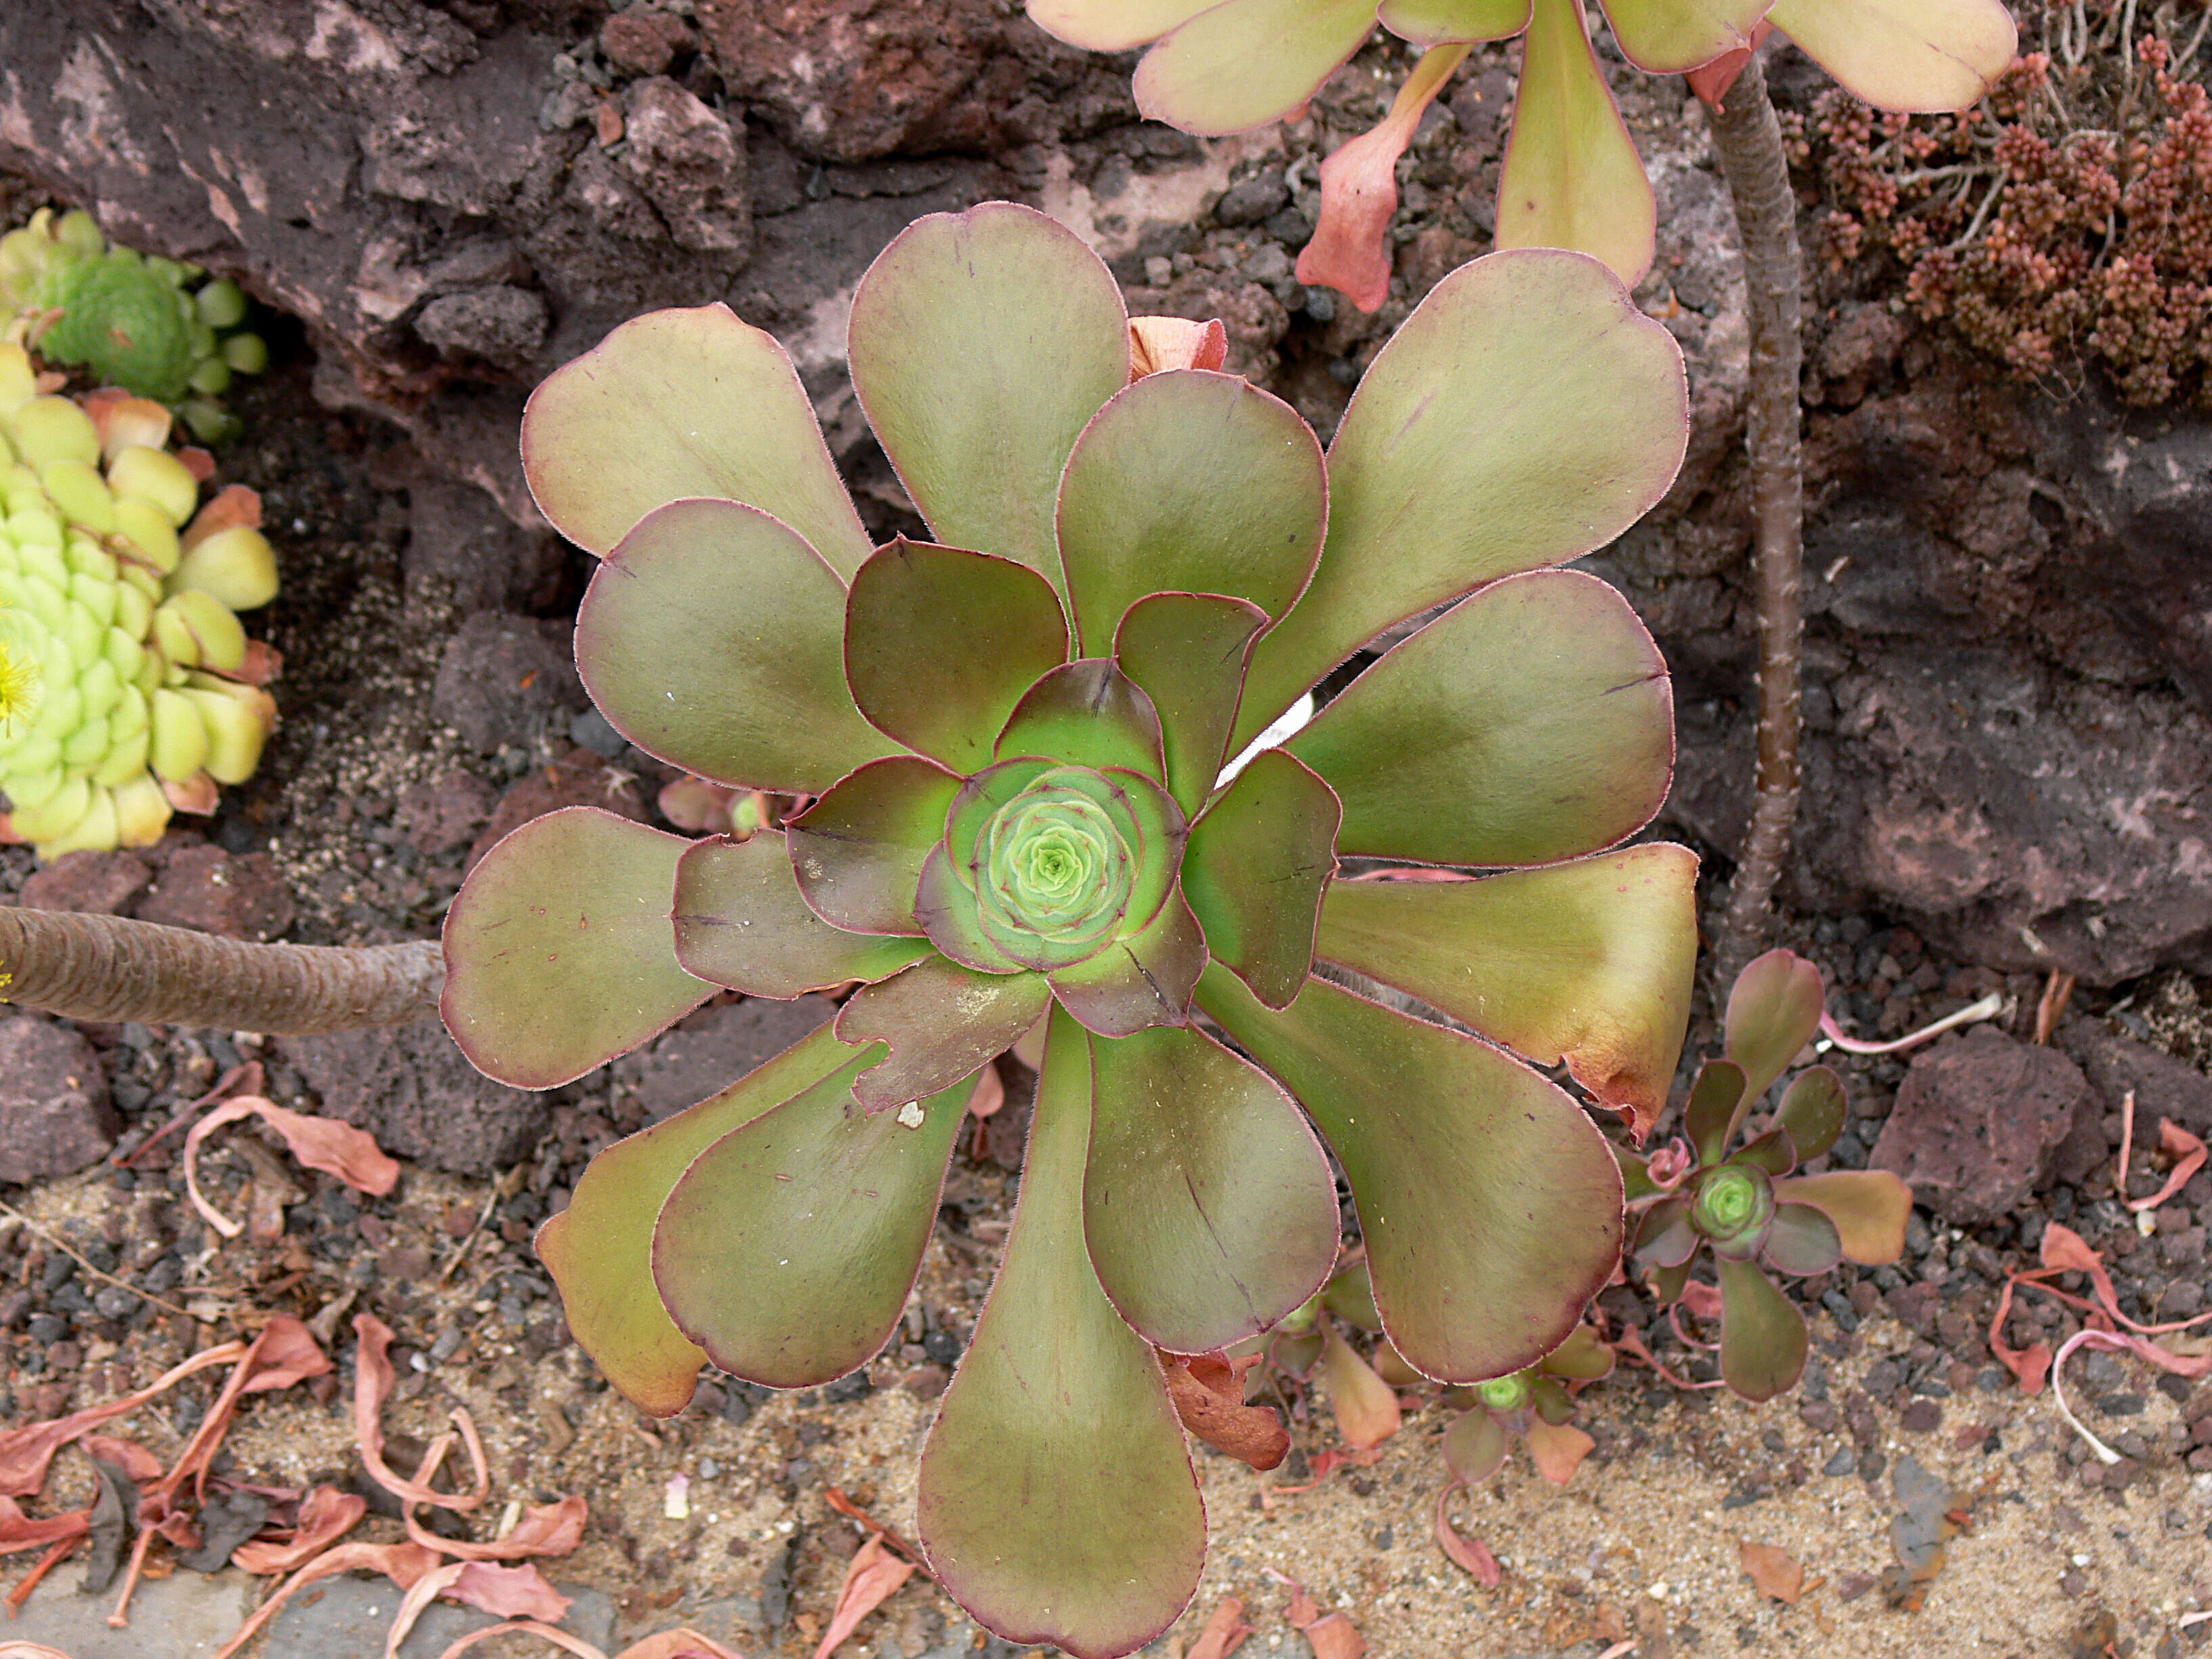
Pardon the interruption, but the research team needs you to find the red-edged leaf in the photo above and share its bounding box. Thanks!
[811,1534,916,1659]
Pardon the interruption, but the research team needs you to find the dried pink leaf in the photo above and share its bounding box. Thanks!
[352,1315,491,1513]
[811,1533,915,1659]
[185,1096,399,1240]
[232,1483,368,1576]
[1433,1484,1500,1587]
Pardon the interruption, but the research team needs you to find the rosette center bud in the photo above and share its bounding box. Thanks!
[978,773,1135,950]
[0,612,45,739]
[1691,1163,1775,1248]
[1474,1372,1532,1412]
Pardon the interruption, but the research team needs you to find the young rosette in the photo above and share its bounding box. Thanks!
[1620,949,1913,1401]
[442,201,1699,1658]
[0,346,279,858]
[1441,1322,1613,1487]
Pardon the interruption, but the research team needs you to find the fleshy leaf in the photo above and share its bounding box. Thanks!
[1724,948,1825,1123]
[1632,1194,1698,1268]
[1314,844,1696,1137]
[1495,0,1656,284]
[1765,0,2018,112]
[1048,889,1206,1038]
[1775,1171,1912,1265]
[1285,571,1672,867]
[845,540,1072,774]
[1199,964,1623,1382]
[1083,1023,1338,1353]
[1133,0,1380,136]
[519,303,872,575]
[1774,1065,1845,1162]
[1378,0,1533,45]
[915,846,1027,974]
[996,659,1166,781]
[848,204,1128,602]
[1684,1060,1748,1168]
[672,833,931,996]
[1058,370,1325,654]
[1181,750,1338,1008]
[785,756,963,937]
[917,1008,1204,1659]
[1235,250,1685,750]
[1443,1408,1510,1483]
[651,1067,969,1387]
[838,957,1054,1112]
[1717,1255,1806,1401]
[1297,43,1471,312]
[1525,1416,1597,1483]
[1759,1202,1843,1277]
[1596,0,1765,73]
[1113,593,1267,819]
[1322,1259,1383,1332]
[1733,1126,1797,1178]
[1538,1324,1614,1381]
[443,808,711,1089]
[575,500,900,792]
[535,1024,867,1414]
[1025,0,1214,52]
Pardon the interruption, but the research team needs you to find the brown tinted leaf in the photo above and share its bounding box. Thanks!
[1319,1323,1400,1450]
[232,1485,367,1575]
[1303,1614,1367,1659]
[352,1315,491,1512]
[1434,1484,1500,1587]
[1161,1353,1289,1471]
[1738,1541,1805,1604]
[185,1097,399,1240]
[180,484,262,552]
[1525,1417,1597,1486]
[811,1534,914,1659]
[0,1340,247,1497]
[1185,1595,1254,1659]
[404,1493,586,1562]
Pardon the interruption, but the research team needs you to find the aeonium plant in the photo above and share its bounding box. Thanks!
[441,201,1700,1659]
[1028,0,2018,306]
[1441,1320,1614,1486]
[1620,948,1913,1400]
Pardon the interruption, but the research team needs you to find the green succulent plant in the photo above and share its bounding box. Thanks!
[441,201,1701,1658]
[1,208,268,443]
[0,344,280,858]
[1441,1319,1613,1485]
[1620,947,1913,1401]
[1027,0,2018,305]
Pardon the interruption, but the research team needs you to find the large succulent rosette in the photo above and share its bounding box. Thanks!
[443,203,1698,1658]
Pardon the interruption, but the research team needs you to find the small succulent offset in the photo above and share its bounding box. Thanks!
[1,209,268,443]
[1029,0,2018,307]
[1441,1321,1613,1486]
[0,346,279,858]
[443,201,1700,1658]
[1620,949,1912,1401]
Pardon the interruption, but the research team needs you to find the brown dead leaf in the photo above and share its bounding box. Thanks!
[405,1492,586,1562]
[352,1315,490,1513]
[431,1623,603,1659]
[1284,1578,1365,1659]
[0,1340,247,1496]
[1162,1352,1288,1471]
[1739,1541,1805,1604]
[391,1560,573,1653]
[232,1484,367,1576]
[211,1540,442,1659]
[1434,1483,1500,1587]
[80,1435,163,1485]
[186,1097,398,1240]
[1184,1595,1254,1659]
[966,1064,1005,1118]
[1319,1323,1400,1450]
[811,1534,914,1659]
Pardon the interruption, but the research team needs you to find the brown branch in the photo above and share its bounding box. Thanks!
[1706,54,1805,985]
[0,905,443,1031]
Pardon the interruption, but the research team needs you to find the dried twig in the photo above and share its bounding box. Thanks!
[0,1198,196,1320]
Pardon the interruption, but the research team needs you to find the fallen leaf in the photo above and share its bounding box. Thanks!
[0,1496,89,1555]
[232,1485,367,1575]
[1738,1541,1805,1604]
[432,1622,602,1659]
[1162,1352,1289,1471]
[186,1097,399,1240]
[389,1559,573,1654]
[80,1435,162,1484]
[615,1631,747,1659]
[178,1490,268,1573]
[0,1643,79,1658]
[965,1065,1005,1119]
[1303,1614,1366,1659]
[0,1340,247,1496]
[352,1315,490,1513]
[1184,1595,1254,1659]
[811,1534,914,1658]
[1434,1484,1500,1587]
[1127,316,1228,380]
[210,1540,443,1659]
[405,1493,586,1562]
[1319,1323,1400,1450]
[2118,1105,2208,1215]
[1296,45,1464,312]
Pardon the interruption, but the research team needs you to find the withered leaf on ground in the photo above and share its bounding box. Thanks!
[1161,1352,1289,1470]
[1434,1483,1501,1587]
[811,1533,914,1659]
[77,1456,138,1595]
[1185,1594,1255,1659]
[1738,1540,1805,1604]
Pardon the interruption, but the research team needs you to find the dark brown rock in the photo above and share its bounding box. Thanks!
[393,771,498,857]
[468,746,651,870]
[0,1017,119,1183]
[613,997,836,1122]
[134,845,295,941]
[1870,1025,2095,1225]
[600,5,696,75]
[2057,1015,2212,1141]
[15,851,152,916]
[414,285,550,369]
[280,1025,549,1176]
[621,78,749,256]
[394,466,566,619]
[432,613,586,752]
